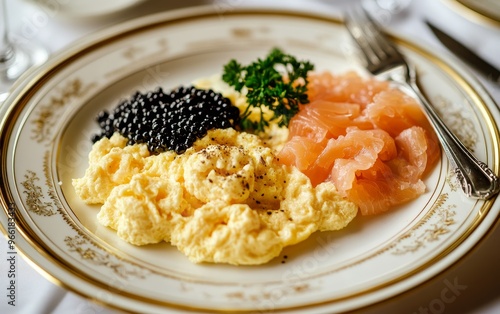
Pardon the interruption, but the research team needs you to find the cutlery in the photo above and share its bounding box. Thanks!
[344,6,500,200]
[426,21,500,84]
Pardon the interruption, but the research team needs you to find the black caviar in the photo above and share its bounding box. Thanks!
[92,86,240,154]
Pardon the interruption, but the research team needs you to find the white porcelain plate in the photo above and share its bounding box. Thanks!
[1,6,499,314]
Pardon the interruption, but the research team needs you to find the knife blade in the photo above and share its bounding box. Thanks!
[425,20,500,83]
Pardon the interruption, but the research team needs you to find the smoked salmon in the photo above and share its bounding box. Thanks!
[277,72,440,215]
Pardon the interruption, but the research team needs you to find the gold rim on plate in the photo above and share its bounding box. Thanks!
[442,0,500,27]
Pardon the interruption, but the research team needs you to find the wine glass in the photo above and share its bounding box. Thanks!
[361,0,412,23]
[0,0,48,103]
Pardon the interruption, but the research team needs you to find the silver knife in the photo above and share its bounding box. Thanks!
[426,21,500,83]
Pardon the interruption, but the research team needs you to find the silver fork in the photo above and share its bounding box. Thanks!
[344,7,499,200]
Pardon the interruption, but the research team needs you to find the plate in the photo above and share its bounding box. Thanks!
[24,0,146,18]
[442,0,500,27]
[1,5,499,314]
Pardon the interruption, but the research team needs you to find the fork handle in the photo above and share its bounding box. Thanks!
[403,82,500,199]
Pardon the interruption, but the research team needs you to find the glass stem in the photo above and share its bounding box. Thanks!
[0,0,14,66]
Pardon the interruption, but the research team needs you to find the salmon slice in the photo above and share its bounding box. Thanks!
[326,128,396,192]
[347,178,426,215]
[277,136,325,171]
[304,100,373,137]
[365,90,433,137]
[287,109,330,143]
[289,100,372,142]
[344,128,431,214]
[278,71,441,215]
[307,71,390,107]
[393,126,429,181]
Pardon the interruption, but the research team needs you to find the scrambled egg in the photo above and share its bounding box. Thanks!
[72,77,358,265]
[73,129,357,265]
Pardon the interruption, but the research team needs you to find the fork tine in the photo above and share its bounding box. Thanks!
[361,9,400,57]
[345,6,402,69]
[345,9,380,67]
[344,8,380,67]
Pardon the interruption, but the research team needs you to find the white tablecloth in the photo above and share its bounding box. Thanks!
[1,0,499,313]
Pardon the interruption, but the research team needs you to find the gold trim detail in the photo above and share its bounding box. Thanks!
[392,194,456,255]
[20,170,56,216]
[225,283,310,303]
[31,157,149,279]
[434,95,477,152]
[122,46,145,60]
[31,79,97,144]
[446,171,461,193]
[40,151,149,279]
[65,235,148,279]
[434,95,479,191]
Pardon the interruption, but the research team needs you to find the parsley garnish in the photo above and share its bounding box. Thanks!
[222,48,314,132]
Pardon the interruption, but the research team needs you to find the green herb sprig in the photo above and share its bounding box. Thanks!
[222,48,314,132]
